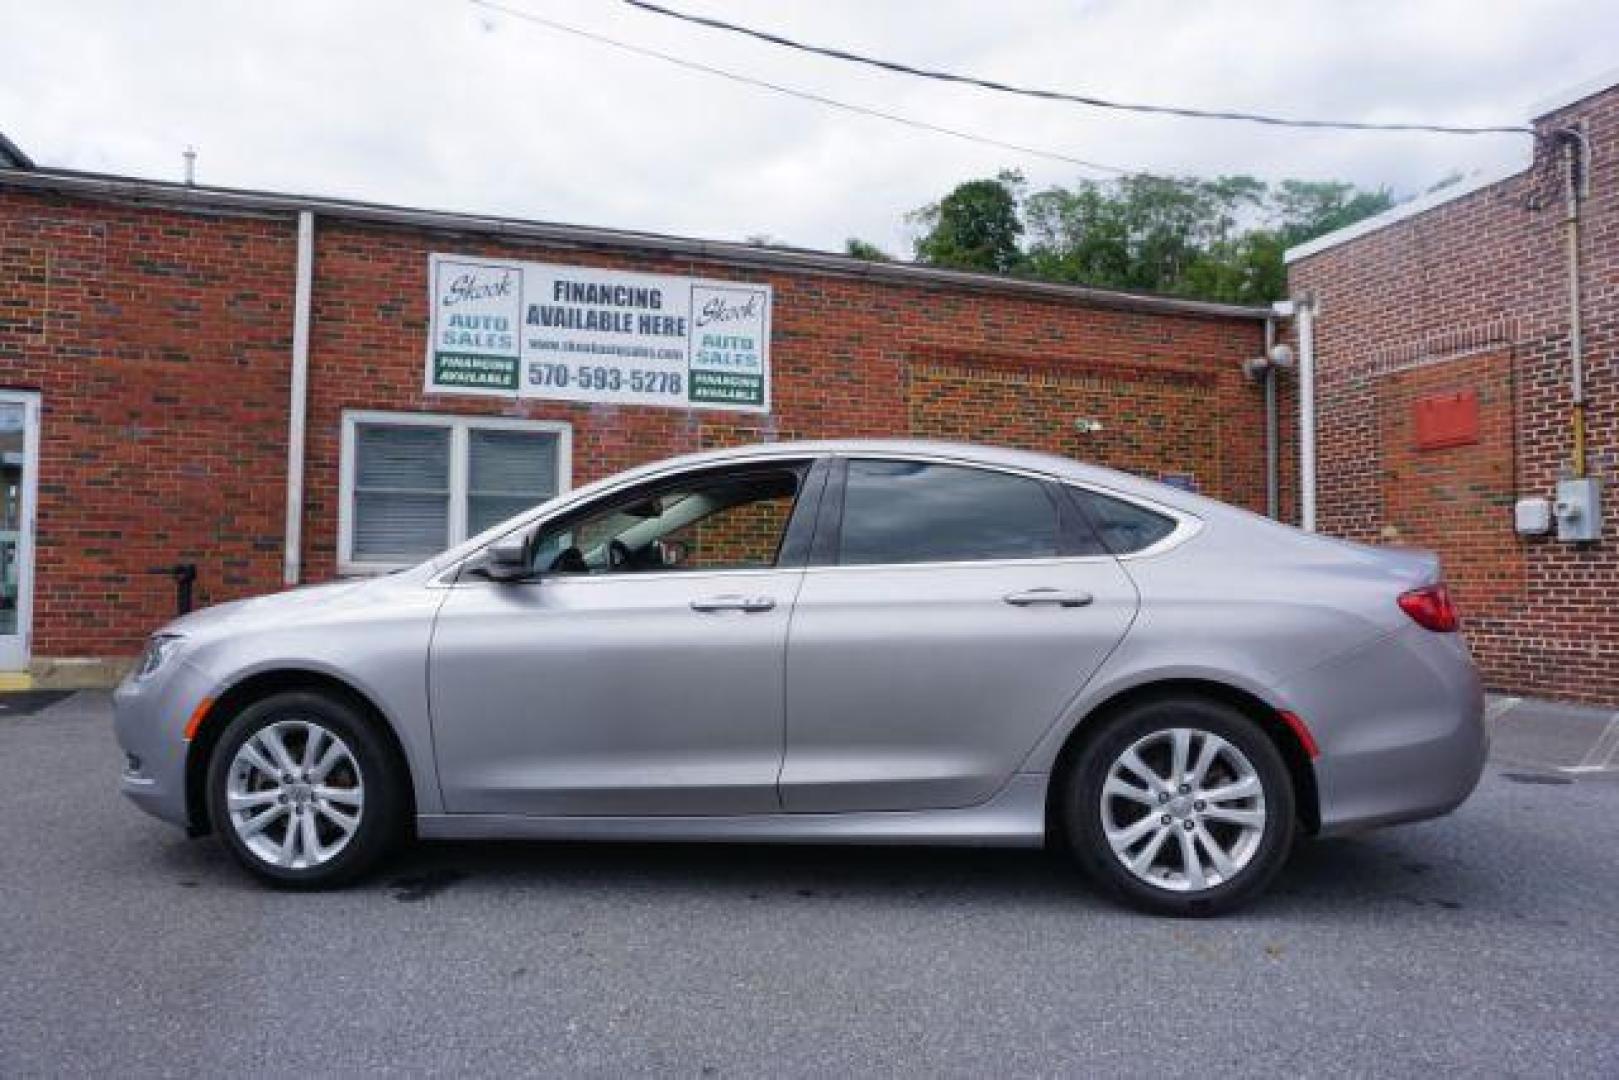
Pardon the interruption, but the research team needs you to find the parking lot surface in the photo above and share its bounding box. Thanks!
[3,692,1617,1077]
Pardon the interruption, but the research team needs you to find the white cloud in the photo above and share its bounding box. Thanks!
[2,0,1615,255]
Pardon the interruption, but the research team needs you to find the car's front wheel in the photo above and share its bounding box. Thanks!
[1064,696,1296,916]
[205,691,404,888]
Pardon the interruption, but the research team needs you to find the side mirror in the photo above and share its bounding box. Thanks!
[484,536,533,582]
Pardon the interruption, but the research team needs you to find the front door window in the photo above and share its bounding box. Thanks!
[529,466,805,575]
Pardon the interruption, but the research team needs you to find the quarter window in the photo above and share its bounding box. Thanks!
[341,413,570,571]
[1076,490,1177,554]
[838,460,1060,565]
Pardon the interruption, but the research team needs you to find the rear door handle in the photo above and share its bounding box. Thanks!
[690,594,777,613]
[1003,588,1093,608]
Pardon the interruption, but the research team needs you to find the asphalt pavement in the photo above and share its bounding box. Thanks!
[2,691,1617,1078]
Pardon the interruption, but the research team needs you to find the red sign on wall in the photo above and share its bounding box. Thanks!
[1413,390,1479,450]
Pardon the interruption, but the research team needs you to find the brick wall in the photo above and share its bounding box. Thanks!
[0,193,295,658]
[0,185,1268,662]
[1289,82,1619,705]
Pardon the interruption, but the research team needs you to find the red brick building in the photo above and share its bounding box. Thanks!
[1287,73,1618,705]
[0,159,1276,686]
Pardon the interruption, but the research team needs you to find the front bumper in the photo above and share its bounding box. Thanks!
[1275,623,1488,836]
[112,658,217,830]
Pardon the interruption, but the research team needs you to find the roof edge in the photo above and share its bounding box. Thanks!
[1287,66,1619,266]
[1528,65,1619,121]
[0,166,1270,321]
[1284,150,1531,265]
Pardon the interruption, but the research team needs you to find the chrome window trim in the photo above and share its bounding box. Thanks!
[433,447,1203,584]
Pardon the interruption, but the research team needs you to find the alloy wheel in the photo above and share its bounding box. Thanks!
[1099,727,1267,893]
[225,719,366,871]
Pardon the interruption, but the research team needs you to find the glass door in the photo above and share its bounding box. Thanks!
[0,394,39,672]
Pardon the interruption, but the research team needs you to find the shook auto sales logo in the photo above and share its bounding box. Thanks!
[442,268,516,307]
[688,285,767,409]
[695,291,760,328]
[430,259,523,392]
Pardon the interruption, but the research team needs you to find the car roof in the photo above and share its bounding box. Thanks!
[649,438,1178,501]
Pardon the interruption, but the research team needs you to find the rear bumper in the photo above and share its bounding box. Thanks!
[1275,624,1487,836]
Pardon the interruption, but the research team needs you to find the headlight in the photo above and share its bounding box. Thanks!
[132,634,184,682]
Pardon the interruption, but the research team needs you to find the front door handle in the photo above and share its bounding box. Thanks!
[690,594,777,613]
[1003,588,1093,608]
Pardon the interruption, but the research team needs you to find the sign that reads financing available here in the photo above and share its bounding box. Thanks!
[426,254,771,413]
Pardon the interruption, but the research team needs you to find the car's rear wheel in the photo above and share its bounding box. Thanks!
[1064,696,1295,916]
[206,691,404,888]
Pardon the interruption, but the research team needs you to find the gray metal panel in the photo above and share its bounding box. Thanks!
[782,556,1137,811]
[430,568,802,815]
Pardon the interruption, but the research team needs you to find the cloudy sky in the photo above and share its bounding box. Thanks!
[4,1,1616,254]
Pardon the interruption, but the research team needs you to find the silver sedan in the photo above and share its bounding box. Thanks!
[114,440,1486,915]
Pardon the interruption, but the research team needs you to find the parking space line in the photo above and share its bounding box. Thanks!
[1558,712,1619,774]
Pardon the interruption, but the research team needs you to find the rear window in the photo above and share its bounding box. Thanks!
[1076,490,1177,554]
[839,460,1060,565]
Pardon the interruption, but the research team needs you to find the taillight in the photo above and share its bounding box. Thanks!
[1398,584,1460,632]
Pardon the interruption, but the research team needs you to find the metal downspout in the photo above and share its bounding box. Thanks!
[1295,296,1317,531]
[1559,128,1590,478]
[1263,317,1279,520]
[284,211,314,586]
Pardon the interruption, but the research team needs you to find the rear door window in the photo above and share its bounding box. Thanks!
[837,459,1061,565]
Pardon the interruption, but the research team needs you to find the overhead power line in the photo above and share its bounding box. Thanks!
[621,0,1534,137]
[469,0,1143,175]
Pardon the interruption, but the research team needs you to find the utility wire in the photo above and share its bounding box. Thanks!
[469,0,1147,176]
[621,0,1534,137]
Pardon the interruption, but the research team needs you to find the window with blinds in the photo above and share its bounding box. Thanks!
[468,428,560,536]
[341,413,569,571]
[352,424,450,561]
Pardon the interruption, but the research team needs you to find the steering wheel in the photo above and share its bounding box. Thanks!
[608,539,631,570]
[547,546,587,574]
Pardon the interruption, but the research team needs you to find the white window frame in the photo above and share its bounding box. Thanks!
[339,410,572,575]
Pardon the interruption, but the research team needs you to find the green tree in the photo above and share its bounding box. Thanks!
[914,170,1393,303]
[1024,174,1269,299]
[844,237,892,261]
[1271,180,1394,249]
[910,170,1026,273]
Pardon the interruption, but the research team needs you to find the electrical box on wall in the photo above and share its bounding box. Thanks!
[1555,477,1602,542]
[1515,497,1552,536]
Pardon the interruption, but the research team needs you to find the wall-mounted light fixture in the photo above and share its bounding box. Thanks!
[1073,417,1104,435]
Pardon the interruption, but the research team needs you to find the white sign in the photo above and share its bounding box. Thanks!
[426,254,771,413]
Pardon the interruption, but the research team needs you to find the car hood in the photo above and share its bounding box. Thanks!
[160,578,379,640]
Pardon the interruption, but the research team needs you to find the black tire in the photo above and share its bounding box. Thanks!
[1063,695,1296,916]
[206,690,406,889]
